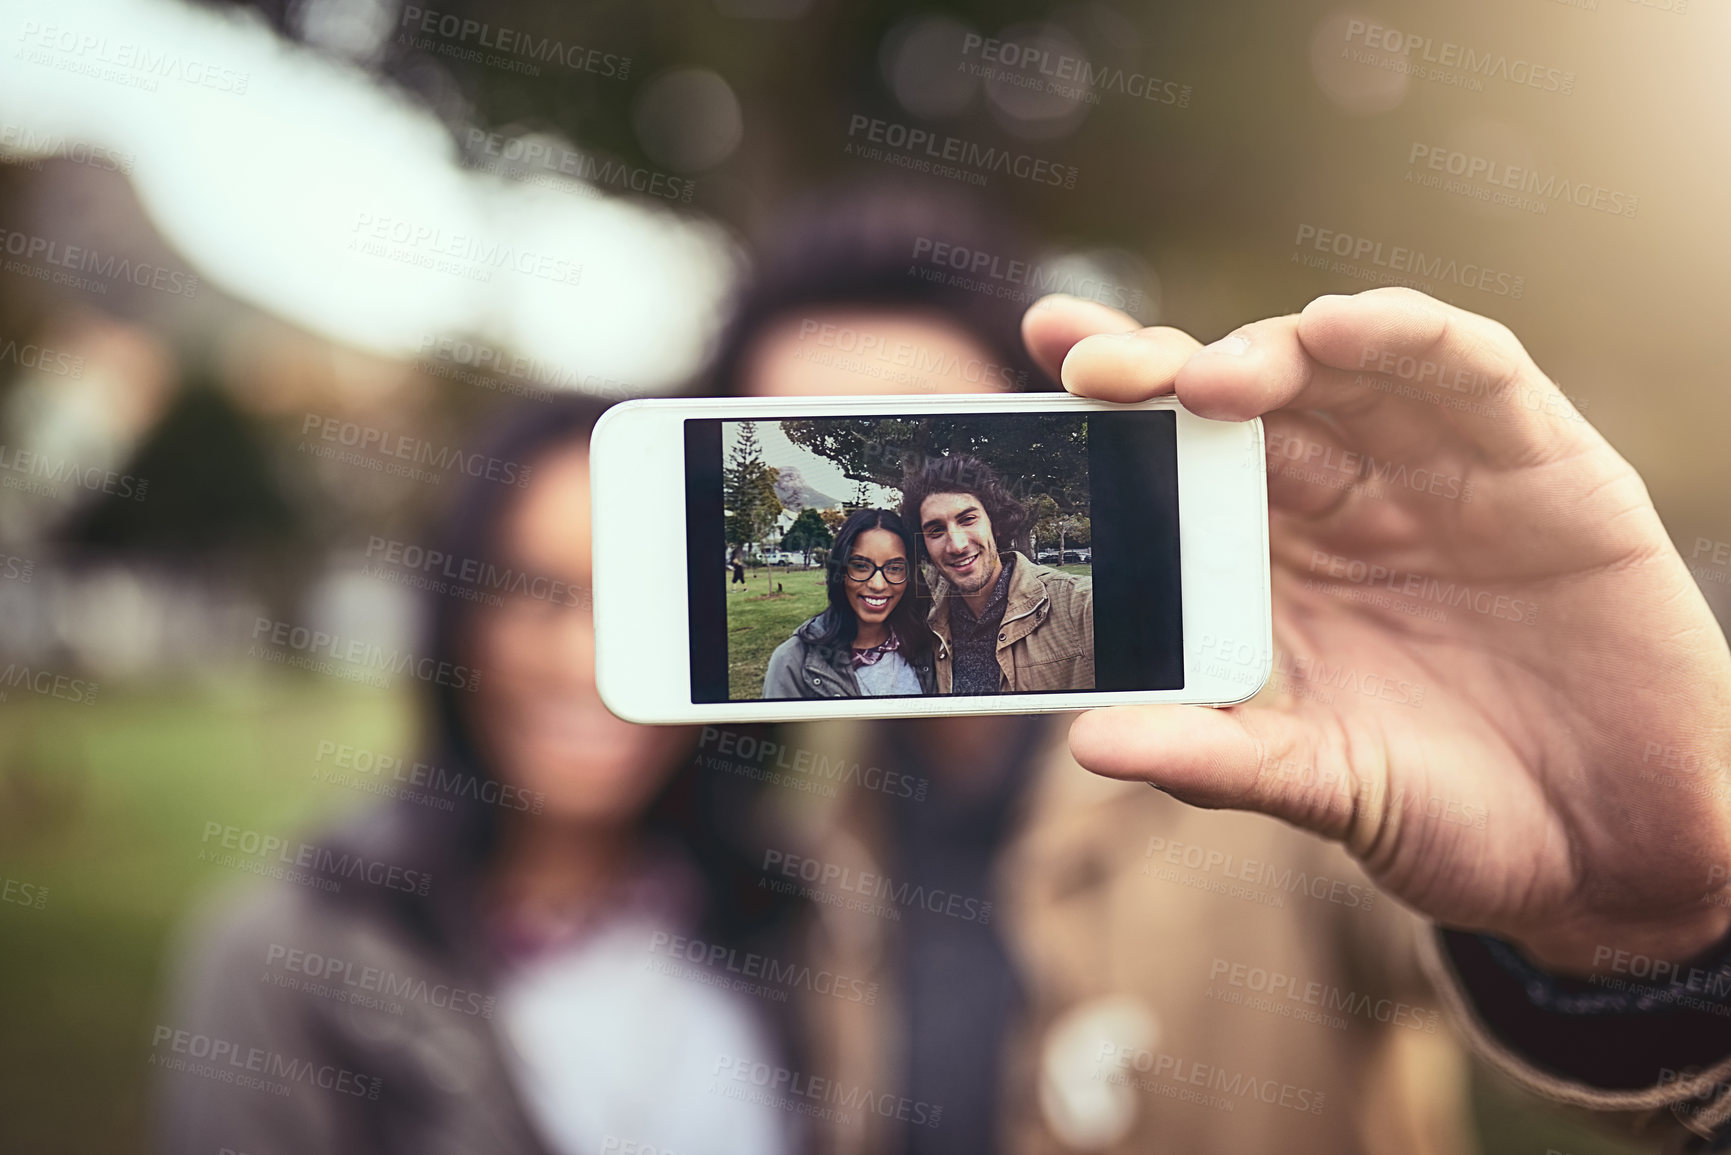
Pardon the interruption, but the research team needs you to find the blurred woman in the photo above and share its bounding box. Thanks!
[761,508,936,699]
[156,396,803,1155]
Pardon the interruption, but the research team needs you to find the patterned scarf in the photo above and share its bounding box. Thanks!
[851,630,903,667]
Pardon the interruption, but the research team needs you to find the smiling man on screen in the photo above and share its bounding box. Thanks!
[900,453,1094,695]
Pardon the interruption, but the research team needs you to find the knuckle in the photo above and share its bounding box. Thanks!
[1482,317,1529,362]
[1363,284,1436,309]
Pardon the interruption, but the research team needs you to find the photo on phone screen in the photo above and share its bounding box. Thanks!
[681,411,1183,704]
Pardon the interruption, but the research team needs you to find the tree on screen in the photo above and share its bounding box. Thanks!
[781,507,834,567]
[1031,492,1092,560]
[723,422,783,554]
[780,414,1089,514]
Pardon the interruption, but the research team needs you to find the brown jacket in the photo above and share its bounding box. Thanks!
[929,552,1093,694]
[779,717,1475,1155]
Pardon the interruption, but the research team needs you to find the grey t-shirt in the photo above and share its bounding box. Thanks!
[853,650,926,696]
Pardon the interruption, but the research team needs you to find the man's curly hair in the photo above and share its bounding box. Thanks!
[897,453,1029,555]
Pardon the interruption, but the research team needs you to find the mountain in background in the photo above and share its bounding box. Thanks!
[774,466,837,512]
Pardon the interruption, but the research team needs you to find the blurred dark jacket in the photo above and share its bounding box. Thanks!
[155,804,554,1155]
[154,797,803,1155]
[777,716,1475,1155]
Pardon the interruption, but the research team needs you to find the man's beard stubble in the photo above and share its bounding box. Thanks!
[942,537,1000,596]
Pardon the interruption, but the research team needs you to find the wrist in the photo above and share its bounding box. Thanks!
[1516,906,1731,979]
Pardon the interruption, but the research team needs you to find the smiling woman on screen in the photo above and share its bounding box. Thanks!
[760,508,938,699]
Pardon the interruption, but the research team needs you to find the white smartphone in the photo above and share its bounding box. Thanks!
[590,393,1270,723]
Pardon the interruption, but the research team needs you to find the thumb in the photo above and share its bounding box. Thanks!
[1069,704,1366,849]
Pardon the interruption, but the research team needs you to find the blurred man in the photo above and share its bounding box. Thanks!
[714,186,1472,1155]
[717,184,1731,1155]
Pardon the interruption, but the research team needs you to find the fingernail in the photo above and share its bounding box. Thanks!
[1203,332,1251,356]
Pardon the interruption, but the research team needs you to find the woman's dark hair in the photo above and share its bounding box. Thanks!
[707,181,1052,397]
[332,393,796,953]
[898,453,1030,554]
[423,394,611,784]
[807,507,934,661]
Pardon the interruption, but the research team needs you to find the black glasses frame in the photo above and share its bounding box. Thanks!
[844,557,909,585]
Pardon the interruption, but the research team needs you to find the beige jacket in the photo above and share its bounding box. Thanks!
[779,718,1476,1155]
[928,552,1093,694]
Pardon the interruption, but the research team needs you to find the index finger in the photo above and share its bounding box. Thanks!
[1189,289,1594,466]
[1022,294,1203,402]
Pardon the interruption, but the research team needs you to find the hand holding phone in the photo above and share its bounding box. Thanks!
[1034,286,1731,977]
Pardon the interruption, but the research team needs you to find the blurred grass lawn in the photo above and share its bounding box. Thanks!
[0,673,1657,1155]
[0,672,411,1155]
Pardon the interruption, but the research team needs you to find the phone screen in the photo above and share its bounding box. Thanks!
[682,411,1182,703]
